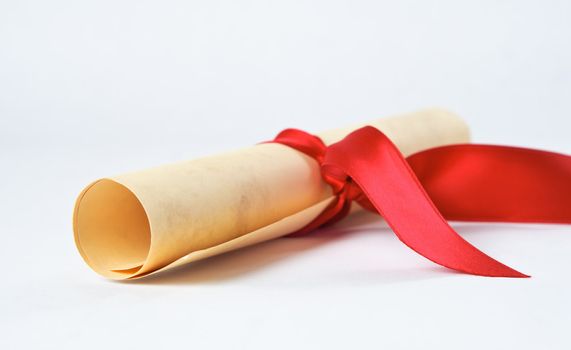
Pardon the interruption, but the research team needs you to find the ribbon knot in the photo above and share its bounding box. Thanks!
[272,129,375,235]
[271,126,571,278]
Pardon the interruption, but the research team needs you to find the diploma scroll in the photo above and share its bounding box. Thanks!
[73,108,470,279]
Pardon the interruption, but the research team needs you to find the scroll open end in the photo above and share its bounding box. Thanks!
[74,179,151,278]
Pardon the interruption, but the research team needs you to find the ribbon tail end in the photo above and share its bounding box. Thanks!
[469,264,530,278]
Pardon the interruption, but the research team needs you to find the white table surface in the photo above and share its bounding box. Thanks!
[1,1,570,349]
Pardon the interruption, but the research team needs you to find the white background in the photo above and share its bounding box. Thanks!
[1,1,570,349]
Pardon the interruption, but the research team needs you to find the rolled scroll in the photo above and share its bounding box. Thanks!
[73,108,470,279]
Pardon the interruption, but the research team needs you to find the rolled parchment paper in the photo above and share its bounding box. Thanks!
[73,108,470,279]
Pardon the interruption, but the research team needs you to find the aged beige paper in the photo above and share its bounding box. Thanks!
[73,108,470,279]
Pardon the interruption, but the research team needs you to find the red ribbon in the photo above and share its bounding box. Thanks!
[271,126,571,277]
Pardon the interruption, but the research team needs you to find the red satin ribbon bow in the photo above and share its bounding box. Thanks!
[271,126,571,277]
